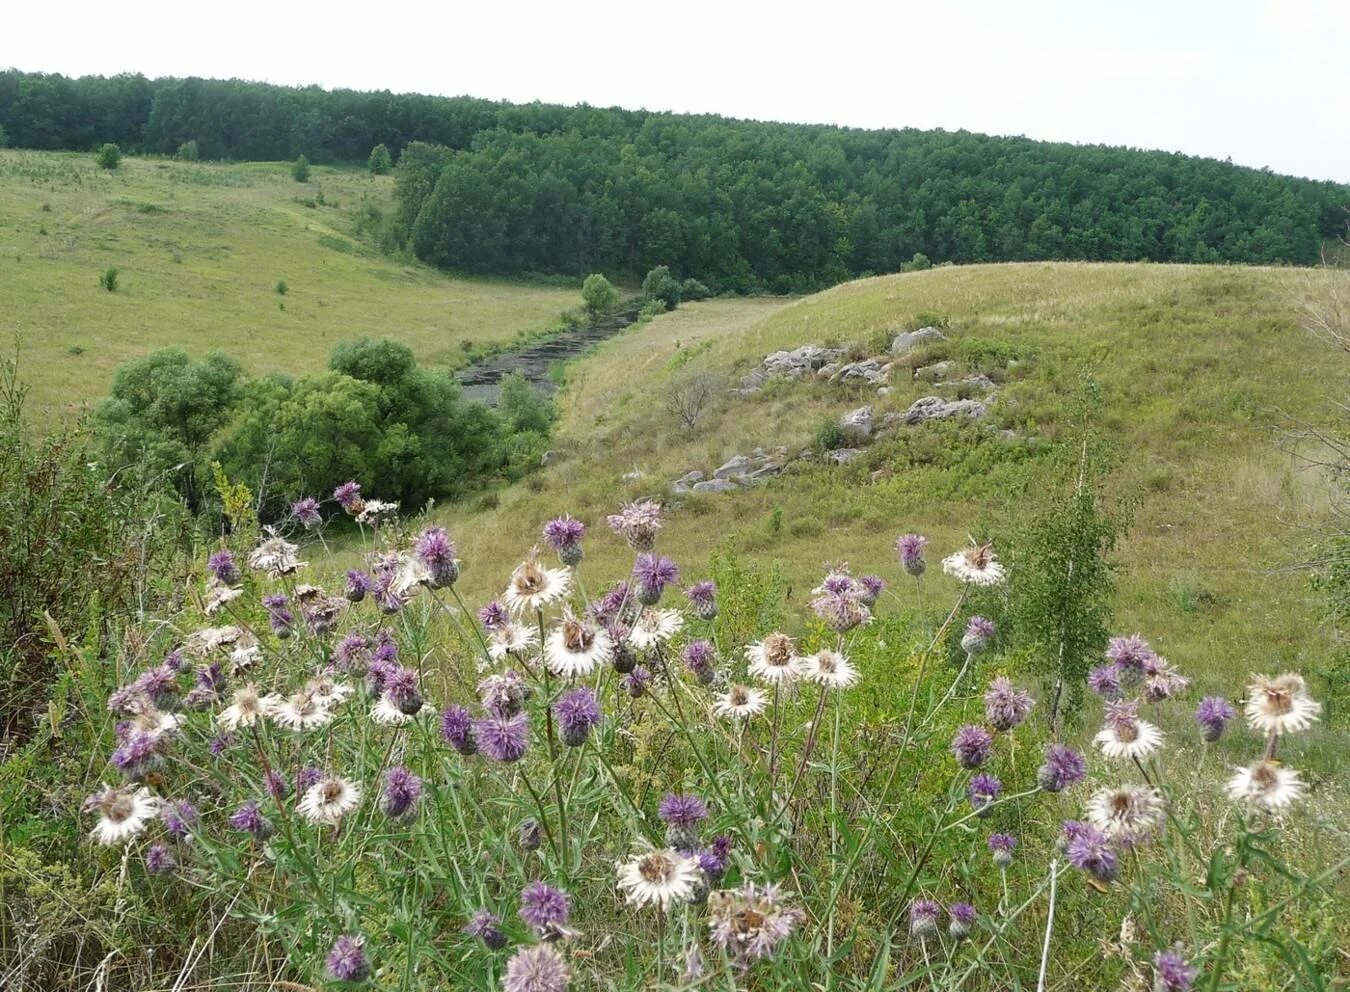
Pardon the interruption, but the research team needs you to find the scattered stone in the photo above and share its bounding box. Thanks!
[713,455,752,479]
[826,448,862,465]
[622,470,646,482]
[833,359,887,385]
[938,374,996,391]
[691,478,738,494]
[890,326,947,355]
[674,470,705,486]
[747,463,782,482]
[914,360,955,381]
[817,362,842,380]
[739,345,846,392]
[541,450,561,466]
[902,395,990,424]
[878,412,906,431]
[877,386,892,397]
[839,405,874,442]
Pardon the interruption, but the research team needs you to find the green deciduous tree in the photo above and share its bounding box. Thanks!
[642,265,681,310]
[368,143,392,174]
[291,154,310,182]
[95,142,120,169]
[581,273,618,316]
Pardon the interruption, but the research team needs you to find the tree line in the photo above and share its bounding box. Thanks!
[2,69,1345,290]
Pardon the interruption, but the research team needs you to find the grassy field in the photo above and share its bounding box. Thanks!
[0,149,580,417]
[435,262,1348,762]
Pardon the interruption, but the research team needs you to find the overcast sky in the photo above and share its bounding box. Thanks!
[7,0,1348,181]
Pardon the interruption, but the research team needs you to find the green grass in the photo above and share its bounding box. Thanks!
[434,261,1348,767]
[0,149,580,418]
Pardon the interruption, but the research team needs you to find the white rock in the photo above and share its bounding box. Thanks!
[890,326,947,355]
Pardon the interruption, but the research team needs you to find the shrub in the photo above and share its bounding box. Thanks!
[900,251,932,272]
[680,277,711,300]
[642,265,682,310]
[291,155,310,182]
[813,416,845,452]
[175,140,199,161]
[581,273,619,316]
[95,143,121,170]
[99,267,119,292]
[275,279,288,295]
[665,372,721,431]
[368,143,393,175]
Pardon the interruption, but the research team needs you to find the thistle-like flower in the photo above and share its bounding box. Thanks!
[1088,664,1123,700]
[1086,784,1165,845]
[479,669,532,719]
[746,633,800,685]
[504,553,572,614]
[627,608,683,650]
[1153,947,1197,992]
[545,611,613,677]
[633,554,679,605]
[1062,820,1118,883]
[988,832,1017,869]
[615,846,702,910]
[298,775,362,826]
[969,773,1002,814]
[952,725,994,769]
[607,499,663,551]
[543,515,586,566]
[800,649,859,689]
[942,541,1004,586]
[1037,743,1087,792]
[1106,634,1155,674]
[1225,759,1306,811]
[333,480,363,514]
[1243,673,1321,736]
[1195,696,1236,742]
[413,526,460,588]
[961,615,997,655]
[476,713,530,763]
[86,784,157,845]
[682,640,717,685]
[247,532,305,576]
[622,665,652,698]
[520,881,573,940]
[381,766,423,819]
[1094,698,1164,761]
[948,902,977,939]
[503,944,569,992]
[895,533,928,577]
[685,580,717,620]
[1142,655,1190,703]
[553,688,602,747]
[325,935,369,982]
[271,689,335,732]
[708,881,804,968]
[463,909,508,950]
[909,898,941,938]
[659,793,708,850]
[229,800,273,840]
[206,549,240,585]
[441,705,478,755]
[489,620,539,662]
[983,676,1034,731]
[713,684,768,720]
[292,497,321,528]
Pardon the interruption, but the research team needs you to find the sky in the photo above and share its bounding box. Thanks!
[5,0,1348,182]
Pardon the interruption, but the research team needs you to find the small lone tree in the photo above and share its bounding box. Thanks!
[176,140,199,161]
[665,372,721,431]
[291,155,311,183]
[368,143,393,175]
[99,267,119,292]
[581,273,618,317]
[642,265,682,311]
[96,143,121,170]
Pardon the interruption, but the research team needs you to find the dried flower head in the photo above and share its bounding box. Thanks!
[801,648,860,689]
[616,846,702,910]
[86,784,157,845]
[714,684,768,720]
[298,775,362,826]
[1094,698,1164,761]
[628,608,684,650]
[1226,759,1306,811]
[1086,784,1165,846]
[607,499,663,551]
[942,541,1004,586]
[504,553,572,614]
[708,881,804,968]
[545,611,613,677]
[1244,673,1321,736]
[746,633,800,685]
[247,532,305,577]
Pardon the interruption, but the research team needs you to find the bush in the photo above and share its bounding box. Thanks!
[900,251,932,272]
[95,143,121,170]
[680,277,711,301]
[368,143,392,175]
[175,139,199,161]
[813,416,845,452]
[99,267,119,292]
[276,279,288,295]
[291,155,310,183]
[581,273,619,316]
[642,265,682,310]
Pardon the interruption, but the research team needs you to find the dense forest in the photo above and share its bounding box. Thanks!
[2,69,1345,290]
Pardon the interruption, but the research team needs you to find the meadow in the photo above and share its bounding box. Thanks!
[0,149,579,417]
[1,149,1347,991]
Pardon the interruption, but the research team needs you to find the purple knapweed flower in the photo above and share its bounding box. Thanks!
[896,533,928,577]
[326,934,369,982]
[858,574,886,606]
[811,589,870,633]
[962,615,997,655]
[207,549,240,585]
[633,553,679,605]
[262,593,293,637]
[543,515,586,566]
[161,800,198,839]
[952,725,994,769]
[659,793,709,828]
[164,648,186,672]
[133,664,179,709]
[1106,634,1155,674]
[697,835,731,882]
[1195,696,1236,742]
[553,688,601,747]
[209,734,233,757]
[479,600,509,630]
[685,580,717,620]
[344,569,372,603]
[464,909,508,950]
[441,705,478,756]
[145,842,176,875]
[969,773,1002,814]
[382,766,423,819]
[503,944,569,992]
[229,801,272,840]
[909,898,941,938]
[265,769,289,800]
[334,632,370,672]
[414,526,459,587]
[590,581,635,625]
[479,669,531,718]
[292,497,321,529]
[384,666,423,715]
[988,832,1017,869]
[333,481,363,513]
[1062,820,1118,882]
[520,881,571,939]
[682,640,717,686]
[1037,743,1087,793]
[1088,664,1123,700]
[111,729,162,779]
[948,902,977,939]
[296,765,322,794]
[476,713,530,763]
[1153,948,1197,992]
[622,665,652,698]
[983,676,1034,731]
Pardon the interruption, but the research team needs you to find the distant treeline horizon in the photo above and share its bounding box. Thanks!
[2,69,1346,291]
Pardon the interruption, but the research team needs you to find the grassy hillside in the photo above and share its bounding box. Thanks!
[0,149,579,417]
[436,262,1347,747]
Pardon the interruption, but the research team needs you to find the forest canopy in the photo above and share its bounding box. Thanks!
[2,69,1345,290]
